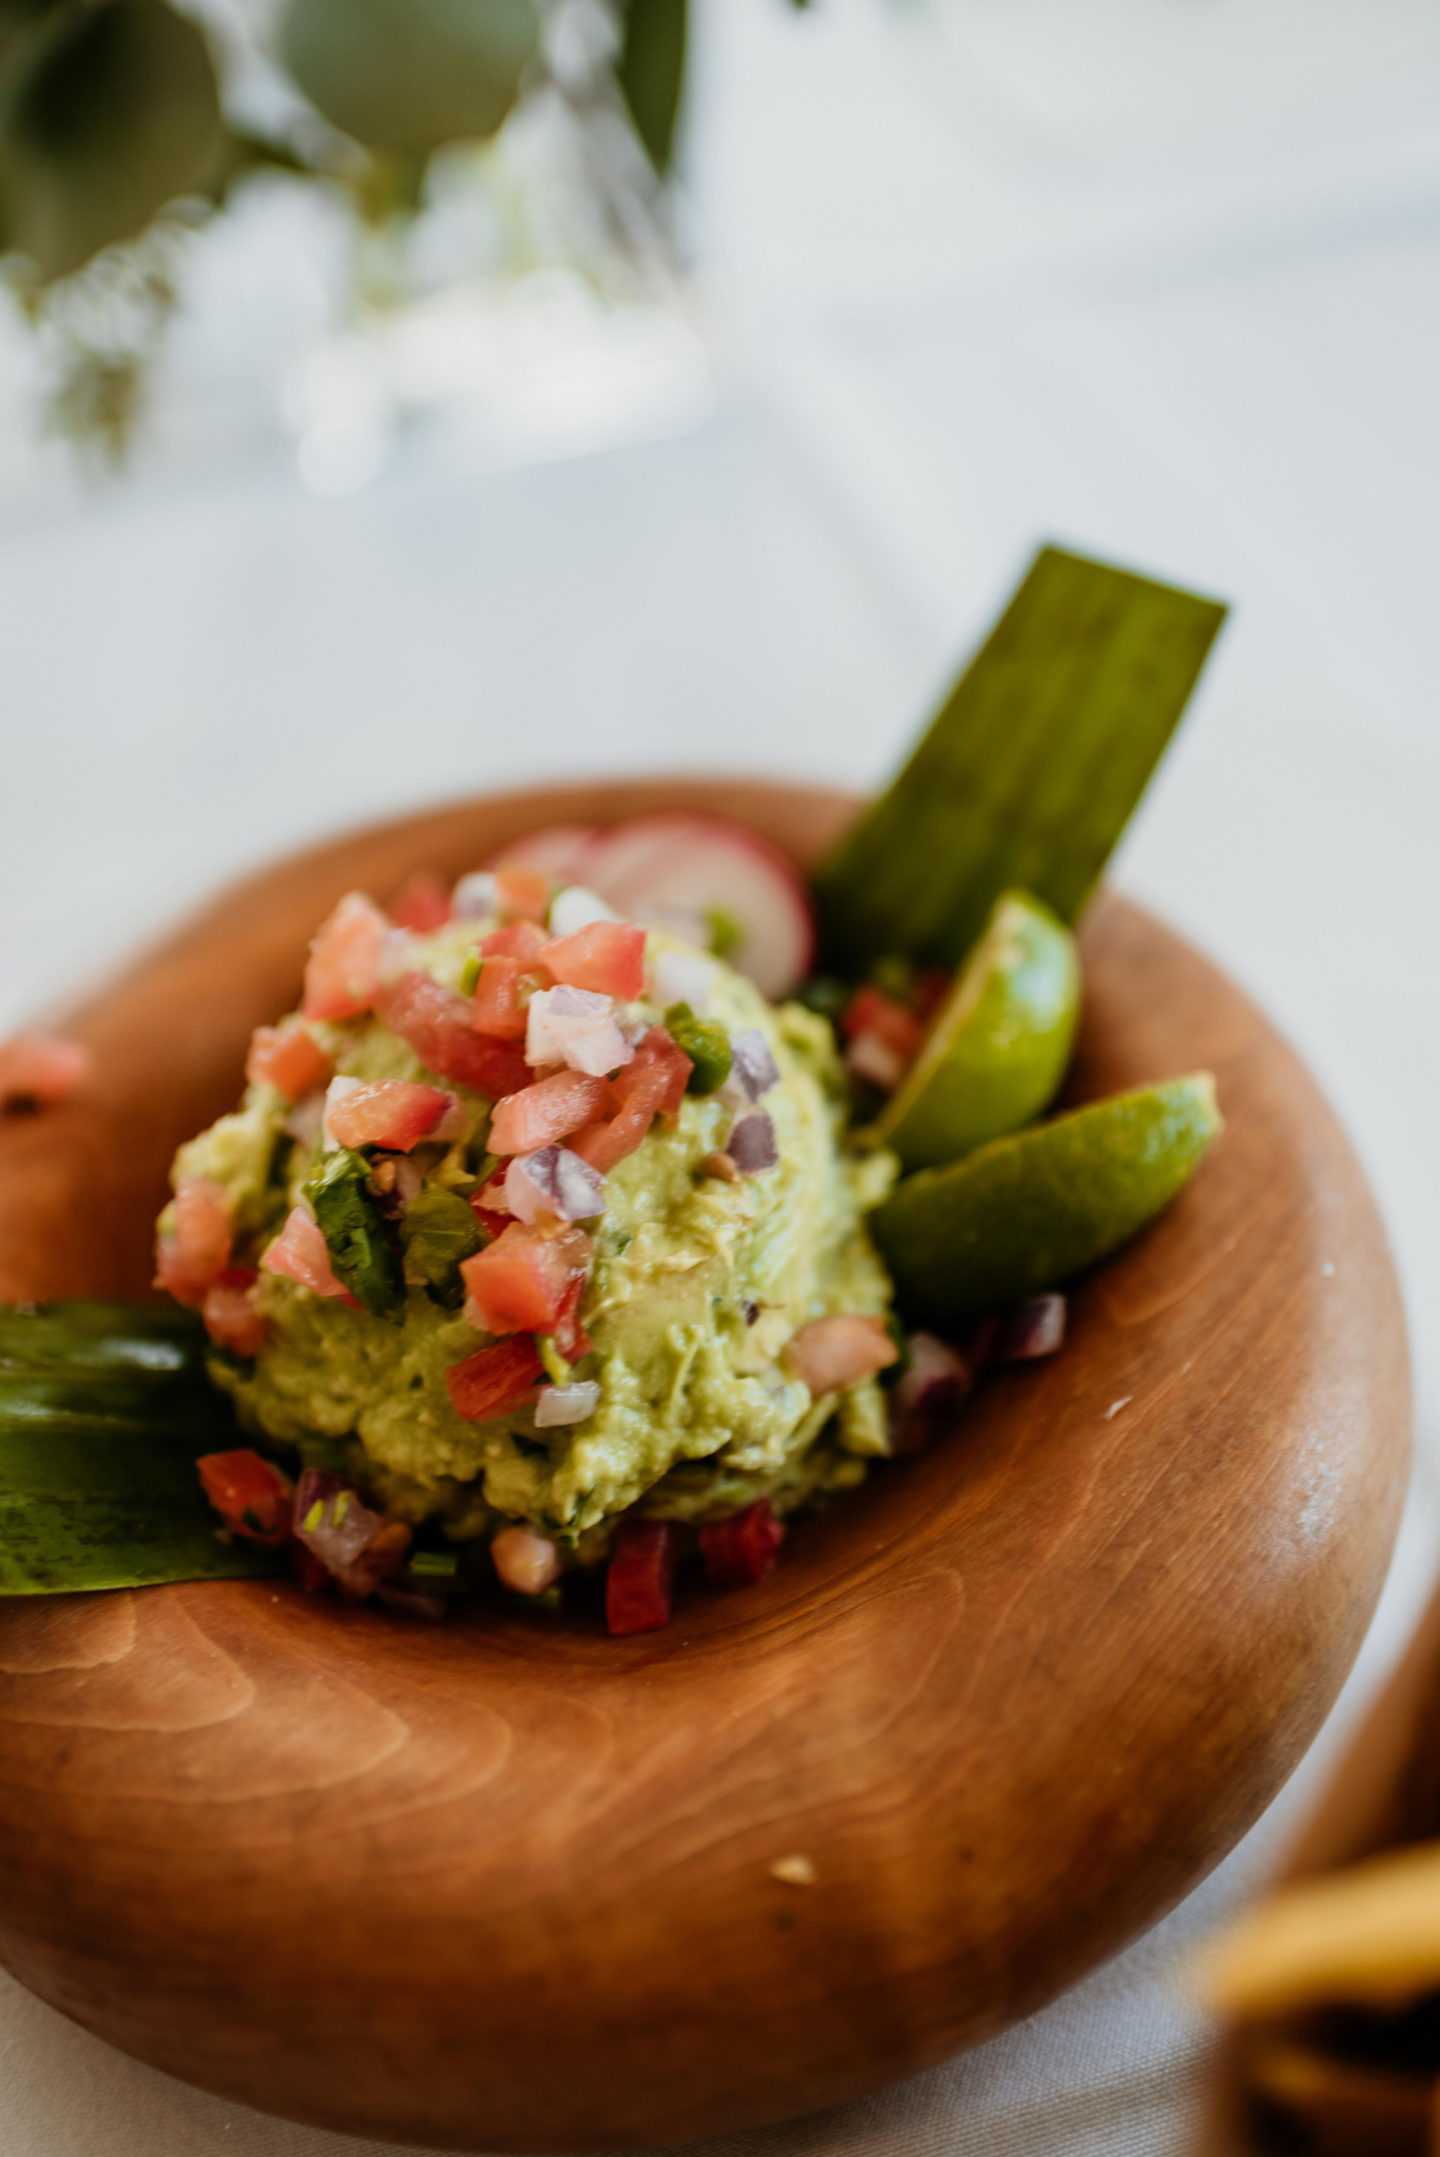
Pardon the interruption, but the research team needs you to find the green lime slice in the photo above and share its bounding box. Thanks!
[872,1072,1222,1323]
[872,890,1080,1170]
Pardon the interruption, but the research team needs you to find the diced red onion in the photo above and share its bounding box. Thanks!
[321,1074,364,1151]
[292,1468,409,1597]
[534,1380,601,1428]
[995,1293,1067,1362]
[430,1093,467,1144]
[283,1089,326,1146]
[387,1156,426,1210]
[846,1031,905,1091]
[505,1145,605,1224]
[377,927,416,987]
[722,1027,780,1105]
[549,885,621,937]
[451,871,498,920]
[728,1110,778,1174]
[492,1525,562,1594]
[526,984,634,1076]
[894,1333,972,1423]
[699,1499,785,1588]
[650,946,717,1015]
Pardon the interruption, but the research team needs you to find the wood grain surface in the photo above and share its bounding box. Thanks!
[0,779,1412,2150]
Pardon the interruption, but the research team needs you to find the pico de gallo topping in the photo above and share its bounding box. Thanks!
[160,813,1088,1636]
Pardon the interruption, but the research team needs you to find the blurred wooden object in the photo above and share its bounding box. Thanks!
[1198,1567,1440,2155]
[0,779,1410,2150]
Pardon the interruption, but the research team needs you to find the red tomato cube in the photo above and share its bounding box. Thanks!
[605,1519,677,1636]
[302,892,390,1022]
[487,1070,611,1155]
[446,1335,544,1421]
[197,1448,293,1543]
[246,1022,332,1103]
[377,971,531,1099]
[699,1500,785,1589]
[325,1078,453,1153]
[540,921,646,1001]
[460,1223,590,1336]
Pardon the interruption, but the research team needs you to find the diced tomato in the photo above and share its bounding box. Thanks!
[302,892,390,1022]
[325,1078,454,1153]
[470,955,544,1041]
[487,1070,610,1155]
[551,1273,593,1361]
[446,1335,545,1421]
[0,1032,89,1108]
[390,870,451,933]
[480,921,549,962]
[202,1268,266,1358]
[261,1207,350,1299]
[540,921,646,1000]
[470,1195,513,1241]
[605,1519,676,1636]
[155,1177,233,1307]
[376,971,532,1098]
[197,1448,293,1545]
[700,1499,785,1589]
[841,984,924,1062]
[786,1313,898,1394]
[493,865,552,923]
[460,1222,590,1336]
[245,1021,332,1104]
[569,1026,692,1173]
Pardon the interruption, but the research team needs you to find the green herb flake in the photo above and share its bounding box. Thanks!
[302,1147,404,1318]
[705,907,743,960]
[332,1489,352,1526]
[398,1183,483,1306]
[303,1499,325,1533]
[537,1335,570,1386]
[665,1009,732,1094]
[459,953,483,997]
[409,1550,459,1579]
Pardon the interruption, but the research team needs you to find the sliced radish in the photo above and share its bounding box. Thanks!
[483,824,603,885]
[581,815,814,1001]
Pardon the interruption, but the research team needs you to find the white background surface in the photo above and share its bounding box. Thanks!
[2,1,1439,2150]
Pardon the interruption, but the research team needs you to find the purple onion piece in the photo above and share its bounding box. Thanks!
[995,1294,1067,1362]
[726,1029,780,1104]
[894,1334,972,1420]
[506,1145,605,1224]
[728,1110,778,1174]
[293,1468,381,1572]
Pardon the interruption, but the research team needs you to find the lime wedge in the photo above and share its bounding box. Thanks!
[872,1073,1222,1322]
[872,891,1079,1170]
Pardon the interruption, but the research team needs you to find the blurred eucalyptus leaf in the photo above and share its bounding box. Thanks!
[0,0,225,281]
[617,0,686,177]
[281,0,540,162]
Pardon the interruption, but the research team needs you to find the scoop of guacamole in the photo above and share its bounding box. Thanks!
[166,902,899,1566]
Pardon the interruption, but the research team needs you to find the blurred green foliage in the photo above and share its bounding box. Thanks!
[0,0,715,296]
[0,0,225,281]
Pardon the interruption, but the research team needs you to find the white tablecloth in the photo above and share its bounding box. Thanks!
[2,2,1438,2149]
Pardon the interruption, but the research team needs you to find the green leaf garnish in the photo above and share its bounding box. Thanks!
[303,1147,403,1317]
[459,953,483,997]
[813,545,1227,970]
[616,0,687,176]
[0,1302,281,1594]
[398,1183,482,1306]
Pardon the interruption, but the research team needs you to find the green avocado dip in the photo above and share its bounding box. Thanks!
[158,872,901,1615]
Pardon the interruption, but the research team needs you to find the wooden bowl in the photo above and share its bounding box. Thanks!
[0,778,1410,2151]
